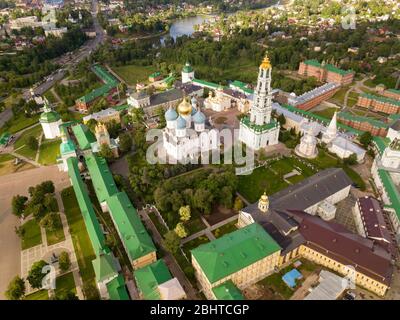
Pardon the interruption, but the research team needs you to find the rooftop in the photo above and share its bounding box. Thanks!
[212,280,244,300]
[106,274,130,300]
[72,124,96,150]
[240,116,279,133]
[191,223,281,283]
[304,59,354,76]
[360,93,400,108]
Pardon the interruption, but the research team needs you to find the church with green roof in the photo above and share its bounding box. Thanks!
[39,100,62,139]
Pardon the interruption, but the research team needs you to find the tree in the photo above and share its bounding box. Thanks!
[40,212,61,231]
[44,194,58,212]
[53,291,79,300]
[163,230,180,254]
[233,196,244,211]
[26,136,38,150]
[360,131,372,148]
[118,132,133,153]
[5,276,25,300]
[58,251,71,272]
[179,205,191,222]
[193,188,213,214]
[344,153,358,165]
[82,282,100,300]
[86,118,98,133]
[27,260,48,289]
[41,181,55,194]
[174,223,188,238]
[106,120,121,139]
[11,195,28,217]
[277,114,286,126]
[219,186,233,209]
[99,143,114,161]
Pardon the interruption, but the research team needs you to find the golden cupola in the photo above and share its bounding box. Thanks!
[258,191,269,213]
[177,96,192,116]
[260,54,272,70]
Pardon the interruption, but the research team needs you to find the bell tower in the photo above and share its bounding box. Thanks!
[258,192,269,213]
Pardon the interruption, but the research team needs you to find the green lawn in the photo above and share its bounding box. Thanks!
[14,125,42,160]
[0,114,40,135]
[38,139,61,165]
[21,219,42,250]
[112,64,157,85]
[312,107,338,119]
[286,174,306,185]
[212,220,237,238]
[55,272,76,297]
[45,214,65,246]
[44,90,57,104]
[0,153,14,163]
[24,289,49,300]
[238,167,290,203]
[270,158,295,175]
[62,187,97,296]
[148,211,168,236]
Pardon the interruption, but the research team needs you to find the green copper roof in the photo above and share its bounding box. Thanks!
[0,132,10,146]
[182,63,193,73]
[230,80,254,94]
[134,260,172,300]
[40,110,61,123]
[240,116,279,133]
[67,157,106,255]
[84,154,119,203]
[149,71,161,78]
[113,104,129,112]
[377,169,400,220]
[304,59,354,76]
[337,112,388,129]
[72,124,96,150]
[60,139,76,155]
[373,136,391,155]
[212,280,244,300]
[192,79,220,89]
[92,65,119,87]
[387,88,400,95]
[107,192,156,262]
[191,223,281,283]
[360,93,400,108]
[92,252,118,283]
[106,274,130,300]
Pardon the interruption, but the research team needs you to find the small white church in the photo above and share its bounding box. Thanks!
[39,100,62,139]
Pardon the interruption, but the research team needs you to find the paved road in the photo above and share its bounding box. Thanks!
[0,108,12,129]
[0,166,69,300]
[22,0,106,101]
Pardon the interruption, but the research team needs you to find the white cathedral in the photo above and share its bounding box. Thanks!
[162,96,219,162]
[239,55,280,150]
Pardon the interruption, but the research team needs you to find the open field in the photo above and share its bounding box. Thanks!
[55,272,76,297]
[312,107,338,119]
[38,139,61,165]
[24,289,49,300]
[112,64,157,85]
[0,114,40,135]
[14,125,42,160]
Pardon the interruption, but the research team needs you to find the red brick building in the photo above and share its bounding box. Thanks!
[337,112,389,137]
[357,93,400,115]
[298,60,355,86]
[382,89,400,101]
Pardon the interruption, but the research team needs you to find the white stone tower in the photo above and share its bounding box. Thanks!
[239,54,280,150]
[295,127,318,159]
[182,62,195,84]
[322,112,338,144]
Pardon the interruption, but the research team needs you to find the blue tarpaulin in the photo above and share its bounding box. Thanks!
[282,269,303,288]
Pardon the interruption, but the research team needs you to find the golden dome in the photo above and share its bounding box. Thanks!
[260,55,271,70]
[177,97,192,116]
[260,192,269,203]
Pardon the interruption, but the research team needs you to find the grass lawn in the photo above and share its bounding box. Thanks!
[21,219,42,250]
[0,153,14,163]
[24,289,49,300]
[238,167,289,203]
[312,107,338,119]
[286,174,306,185]
[329,86,349,105]
[112,64,157,85]
[185,217,206,236]
[55,272,76,297]
[38,139,61,165]
[347,91,359,107]
[212,220,237,238]
[308,149,339,169]
[0,114,40,135]
[62,187,97,295]
[14,125,42,160]
[270,158,295,175]
[45,214,65,246]
[0,155,35,176]
[44,90,57,104]
[148,211,168,236]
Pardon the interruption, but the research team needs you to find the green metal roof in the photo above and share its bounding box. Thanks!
[72,124,96,150]
[304,59,354,76]
[92,252,118,283]
[113,104,129,112]
[182,63,193,73]
[360,93,400,108]
[40,110,61,123]
[240,116,279,133]
[192,79,220,89]
[212,280,244,300]
[149,71,161,79]
[191,223,281,284]
[377,169,400,220]
[230,80,254,94]
[0,132,10,146]
[66,157,106,255]
[373,136,391,155]
[60,139,76,155]
[387,88,400,95]
[337,112,389,129]
[84,154,119,203]
[92,65,119,87]
[107,192,156,262]
[106,274,130,300]
[134,260,172,300]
